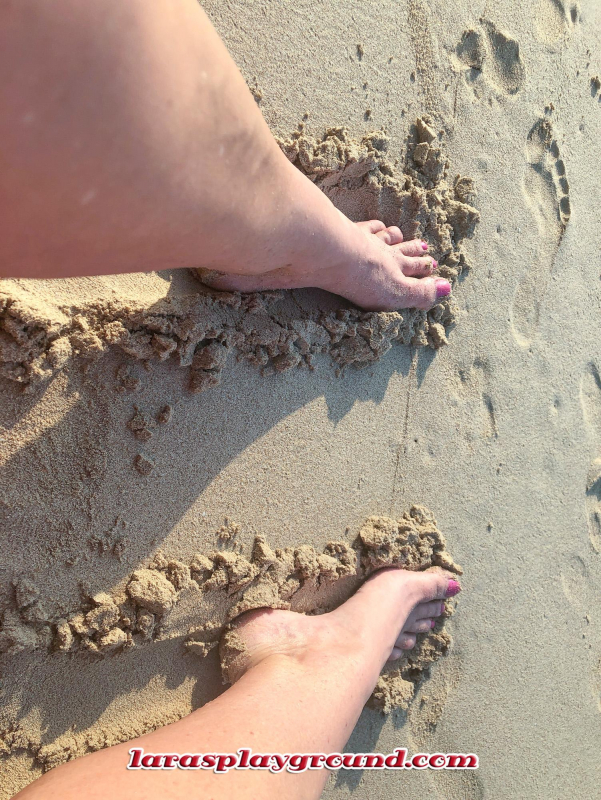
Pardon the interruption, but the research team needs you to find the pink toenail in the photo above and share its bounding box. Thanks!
[446,579,461,597]
[432,260,438,270]
[435,279,451,299]
[430,619,436,629]
[421,241,428,250]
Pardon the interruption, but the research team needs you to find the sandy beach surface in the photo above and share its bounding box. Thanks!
[1,1,601,798]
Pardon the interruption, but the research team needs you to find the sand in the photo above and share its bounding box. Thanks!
[0,116,477,390]
[2,0,601,798]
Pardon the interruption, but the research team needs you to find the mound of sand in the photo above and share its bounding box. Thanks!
[0,506,460,771]
[0,117,478,391]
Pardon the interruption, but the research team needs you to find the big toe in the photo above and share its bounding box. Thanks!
[398,276,451,310]
[416,568,461,603]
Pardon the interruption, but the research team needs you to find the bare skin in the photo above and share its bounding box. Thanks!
[14,567,460,800]
[4,5,460,798]
[0,0,450,311]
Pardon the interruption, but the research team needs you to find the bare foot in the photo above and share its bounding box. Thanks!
[198,218,451,312]
[220,567,461,684]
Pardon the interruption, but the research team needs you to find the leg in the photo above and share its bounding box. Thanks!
[0,0,449,310]
[14,568,460,800]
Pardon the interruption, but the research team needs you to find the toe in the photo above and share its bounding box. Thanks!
[395,239,429,257]
[357,219,387,234]
[402,618,435,634]
[400,255,437,278]
[387,646,405,661]
[413,600,445,619]
[398,276,451,310]
[394,633,417,650]
[397,600,445,634]
[376,226,404,245]
[419,568,461,603]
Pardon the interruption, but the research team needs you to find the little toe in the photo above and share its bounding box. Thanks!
[395,239,429,257]
[375,225,403,245]
[400,255,437,278]
[387,646,405,661]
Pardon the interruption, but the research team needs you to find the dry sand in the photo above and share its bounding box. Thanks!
[1,0,601,798]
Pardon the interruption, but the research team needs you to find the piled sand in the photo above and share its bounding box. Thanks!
[2,1,601,799]
[0,507,460,771]
[0,115,474,794]
[0,117,477,391]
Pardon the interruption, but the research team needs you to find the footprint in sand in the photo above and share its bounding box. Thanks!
[580,362,601,554]
[450,357,498,441]
[559,553,590,607]
[593,658,601,713]
[556,362,601,615]
[534,0,578,44]
[407,654,484,799]
[585,459,601,554]
[510,116,571,346]
[455,19,525,98]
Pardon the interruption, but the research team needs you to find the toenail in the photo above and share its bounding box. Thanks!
[441,602,446,615]
[421,241,428,250]
[445,579,461,598]
[430,619,436,629]
[435,278,451,299]
[431,259,438,270]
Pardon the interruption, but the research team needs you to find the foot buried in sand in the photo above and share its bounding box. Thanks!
[220,566,461,684]
[200,218,451,313]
